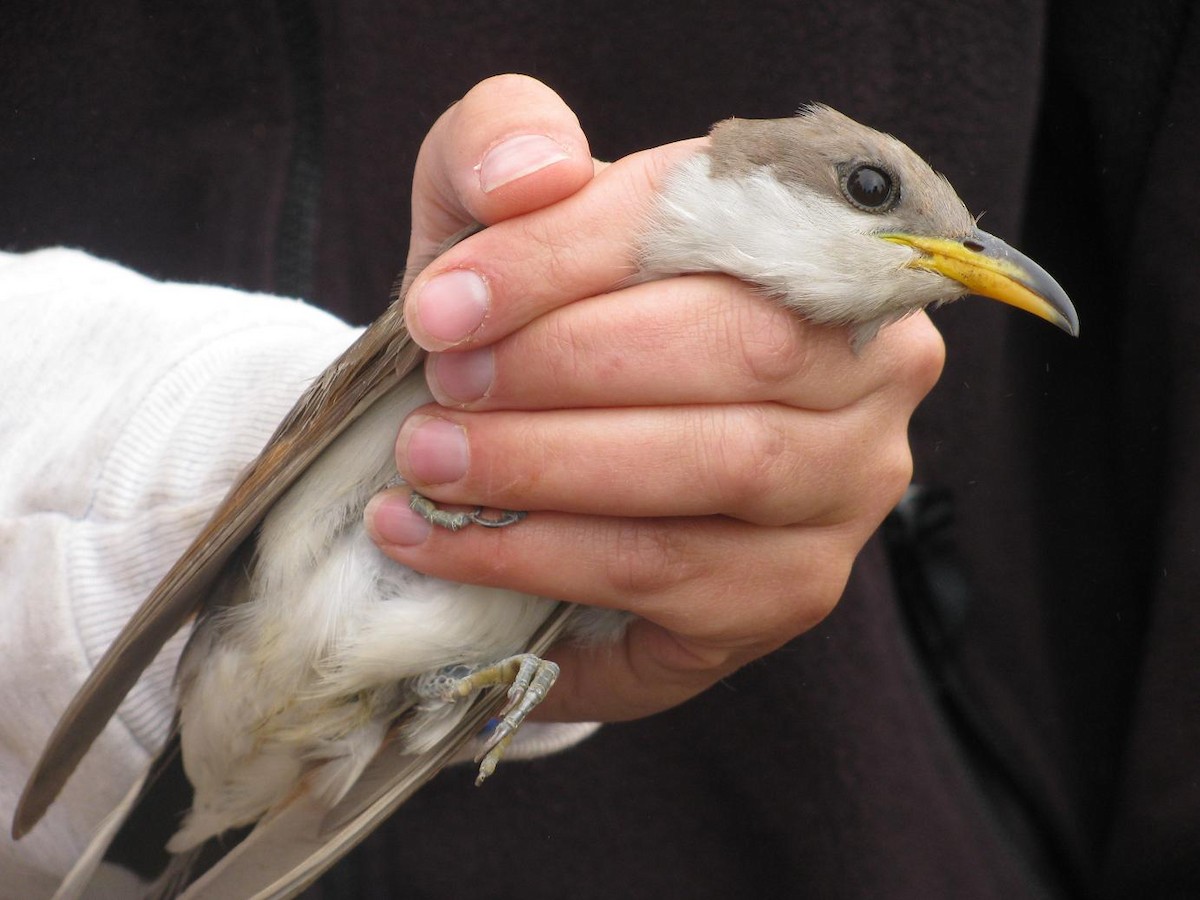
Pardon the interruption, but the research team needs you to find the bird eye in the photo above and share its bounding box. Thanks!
[842,164,898,212]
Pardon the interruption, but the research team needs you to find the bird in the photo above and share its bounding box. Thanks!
[12,103,1077,898]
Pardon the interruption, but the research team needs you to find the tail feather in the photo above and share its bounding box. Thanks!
[146,845,205,900]
[52,730,188,899]
[54,603,578,899]
[51,770,149,900]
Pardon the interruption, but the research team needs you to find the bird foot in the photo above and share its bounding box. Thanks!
[415,654,560,785]
[408,491,526,531]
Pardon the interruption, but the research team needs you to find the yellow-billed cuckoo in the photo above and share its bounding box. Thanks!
[13,105,1077,898]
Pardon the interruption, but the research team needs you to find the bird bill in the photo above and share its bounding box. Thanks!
[881,228,1079,336]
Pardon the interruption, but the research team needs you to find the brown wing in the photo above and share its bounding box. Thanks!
[13,300,424,838]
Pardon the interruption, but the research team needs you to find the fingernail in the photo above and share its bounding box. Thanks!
[477,134,570,194]
[413,269,489,346]
[399,415,469,484]
[366,493,431,546]
[428,348,495,403]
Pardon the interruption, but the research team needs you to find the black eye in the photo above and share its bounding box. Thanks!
[843,164,898,211]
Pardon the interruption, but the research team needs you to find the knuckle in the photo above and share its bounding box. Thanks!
[455,412,538,500]
[888,313,946,401]
[520,220,588,298]
[469,535,522,582]
[731,297,811,389]
[876,438,915,511]
[460,74,555,116]
[601,520,701,599]
[474,72,538,94]
[710,407,789,514]
[530,307,588,367]
[541,234,583,291]
[806,417,914,530]
[802,552,855,625]
[647,629,741,678]
[849,436,913,527]
[757,538,852,636]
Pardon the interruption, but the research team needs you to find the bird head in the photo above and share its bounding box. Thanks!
[641,104,1078,347]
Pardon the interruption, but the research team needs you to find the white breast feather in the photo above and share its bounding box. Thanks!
[171,372,557,850]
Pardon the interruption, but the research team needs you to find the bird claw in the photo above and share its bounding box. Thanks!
[473,655,559,785]
[468,508,527,528]
[415,654,560,784]
[408,491,526,531]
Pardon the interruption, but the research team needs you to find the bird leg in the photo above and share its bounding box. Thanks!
[415,654,560,785]
[408,491,527,531]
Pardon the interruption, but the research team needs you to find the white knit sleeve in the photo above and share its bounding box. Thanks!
[0,248,601,894]
[0,248,359,889]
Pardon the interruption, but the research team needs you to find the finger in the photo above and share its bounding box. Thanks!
[389,395,915,531]
[365,504,866,722]
[366,503,860,644]
[391,324,939,528]
[403,138,704,350]
[424,277,945,413]
[405,74,594,274]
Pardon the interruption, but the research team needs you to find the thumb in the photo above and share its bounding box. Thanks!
[406,74,594,274]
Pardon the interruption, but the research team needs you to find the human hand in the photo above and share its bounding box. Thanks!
[368,74,946,723]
